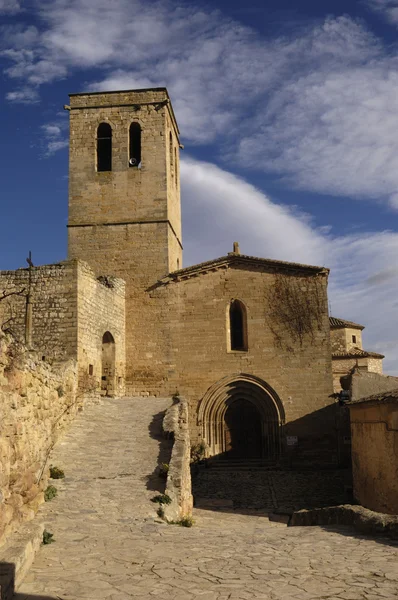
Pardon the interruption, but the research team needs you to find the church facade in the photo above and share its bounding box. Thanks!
[1,88,378,464]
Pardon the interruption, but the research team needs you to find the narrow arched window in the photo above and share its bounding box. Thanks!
[97,123,112,172]
[129,122,141,167]
[230,300,248,351]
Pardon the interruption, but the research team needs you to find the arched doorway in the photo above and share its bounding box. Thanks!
[198,374,285,462]
[224,399,262,458]
[101,331,115,397]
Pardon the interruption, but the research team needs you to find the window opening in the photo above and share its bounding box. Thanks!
[97,123,112,172]
[352,335,357,344]
[169,132,174,179]
[230,300,247,351]
[88,364,94,376]
[129,122,141,167]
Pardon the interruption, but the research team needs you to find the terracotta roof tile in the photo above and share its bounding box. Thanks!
[329,317,364,330]
[162,254,328,285]
[332,347,384,359]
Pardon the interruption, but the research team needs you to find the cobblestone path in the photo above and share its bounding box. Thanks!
[15,398,398,600]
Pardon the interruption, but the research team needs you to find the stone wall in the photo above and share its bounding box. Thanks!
[76,261,125,396]
[154,263,336,463]
[67,90,182,396]
[349,396,398,515]
[330,327,363,353]
[0,332,78,544]
[162,398,193,522]
[0,260,126,396]
[0,262,77,361]
[332,357,384,393]
[349,369,398,402]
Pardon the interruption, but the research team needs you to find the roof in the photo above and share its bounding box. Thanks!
[348,387,398,406]
[332,347,385,360]
[159,253,328,285]
[329,317,364,330]
[69,87,168,97]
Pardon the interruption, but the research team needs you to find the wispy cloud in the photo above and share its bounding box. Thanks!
[41,120,68,155]
[366,0,398,24]
[181,157,398,373]
[2,1,397,208]
[0,0,22,14]
[6,87,39,103]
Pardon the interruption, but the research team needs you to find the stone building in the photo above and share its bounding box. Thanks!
[330,317,384,393]
[349,390,398,514]
[0,87,386,465]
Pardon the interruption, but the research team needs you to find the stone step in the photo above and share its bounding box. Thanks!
[0,520,44,600]
[205,459,277,471]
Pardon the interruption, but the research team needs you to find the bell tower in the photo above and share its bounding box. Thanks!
[67,88,182,276]
[67,88,182,394]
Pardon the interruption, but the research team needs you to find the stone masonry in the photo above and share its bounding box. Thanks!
[0,332,78,544]
[0,259,125,396]
[15,396,398,600]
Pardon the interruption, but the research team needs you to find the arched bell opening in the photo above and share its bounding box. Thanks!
[198,374,284,462]
[101,331,116,397]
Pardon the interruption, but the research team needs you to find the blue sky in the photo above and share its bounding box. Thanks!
[1,0,398,371]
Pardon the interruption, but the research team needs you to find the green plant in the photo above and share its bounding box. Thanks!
[178,516,194,527]
[44,485,57,502]
[49,466,65,479]
[151,494,172,505]
[158,463,169,479]
[42,530,55,545]
[168,516,194,527]
[191,441,207,463]
[56,385,64,398]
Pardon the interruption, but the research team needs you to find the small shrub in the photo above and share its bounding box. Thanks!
[168,516,195,527]
[178,516,194,528]
[44,485,57,502]
[49,466,65,479]
[56,385,65,398]
[158,463,169,479]
[151,494,172,505]
[191,441,207,463]
[42,530,55,545]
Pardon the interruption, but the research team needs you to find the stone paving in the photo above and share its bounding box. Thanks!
[192,467,352,511]
[15,397,398,600]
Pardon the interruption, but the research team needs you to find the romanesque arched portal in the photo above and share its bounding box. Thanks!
[198,375,285,461]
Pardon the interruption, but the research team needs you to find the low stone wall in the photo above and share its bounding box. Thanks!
[0,332,79,545]
[290,504,398,539]
[162,398,193,522]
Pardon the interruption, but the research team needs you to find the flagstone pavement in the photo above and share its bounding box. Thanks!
[14,397,398,600]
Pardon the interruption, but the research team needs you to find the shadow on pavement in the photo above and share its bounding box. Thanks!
[145,410,173,493]
[1,562,59,600]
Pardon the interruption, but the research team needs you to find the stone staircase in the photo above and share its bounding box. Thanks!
[192,460,352,512]
[205,457,278,471]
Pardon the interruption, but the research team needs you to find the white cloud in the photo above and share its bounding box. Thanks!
[239,65,398,203]
[0,0,22,14]
[2,2,397,207]
[5,87,39,103]
[41,120,68,155]
[366,0,398,24]
[181,157,398,374]
[181,157,325,267]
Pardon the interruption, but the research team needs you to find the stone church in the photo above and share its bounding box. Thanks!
[0,88,384,465]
